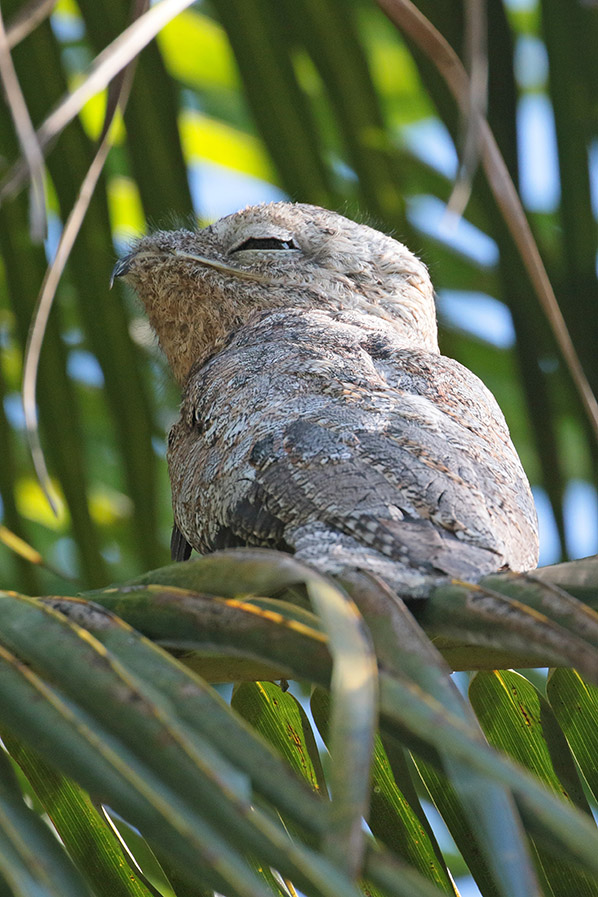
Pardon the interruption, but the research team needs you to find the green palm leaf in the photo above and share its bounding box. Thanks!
[1,1,597,894]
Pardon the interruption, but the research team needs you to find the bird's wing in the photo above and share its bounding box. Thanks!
[170,523,192,561]
[167,310,538,580]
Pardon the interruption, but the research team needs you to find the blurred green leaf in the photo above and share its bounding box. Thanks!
[157,11,239,90]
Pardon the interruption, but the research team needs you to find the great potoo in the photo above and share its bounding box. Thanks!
[114,202,539,598]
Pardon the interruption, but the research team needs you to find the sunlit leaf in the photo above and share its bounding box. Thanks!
[471,669,598,895]
[179,109,276,181]
[3,734,155,897]
[546,668,598,802]
[157,10,239,90]
[233,682,327,796]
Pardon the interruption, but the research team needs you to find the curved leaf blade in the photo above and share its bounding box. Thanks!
[2,734,155,897]
[311,687,454,894]
[546,669,598,802]
[233,681,327,798]
[0,749,92,897]
[470,670,598,895]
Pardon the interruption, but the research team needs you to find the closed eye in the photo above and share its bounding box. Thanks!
[231,236,299,252]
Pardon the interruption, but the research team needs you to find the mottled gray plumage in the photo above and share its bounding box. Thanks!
[115,202,539,597]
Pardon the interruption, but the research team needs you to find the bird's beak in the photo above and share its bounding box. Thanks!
[110,246,271,289]
[110,254,134,288]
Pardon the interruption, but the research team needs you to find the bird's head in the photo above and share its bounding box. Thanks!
[113,202,438,385]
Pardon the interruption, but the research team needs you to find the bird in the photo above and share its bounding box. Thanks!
[113,202,539,599]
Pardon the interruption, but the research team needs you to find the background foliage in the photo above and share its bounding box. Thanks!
[0,1,598,896]
[1,0,597,595]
